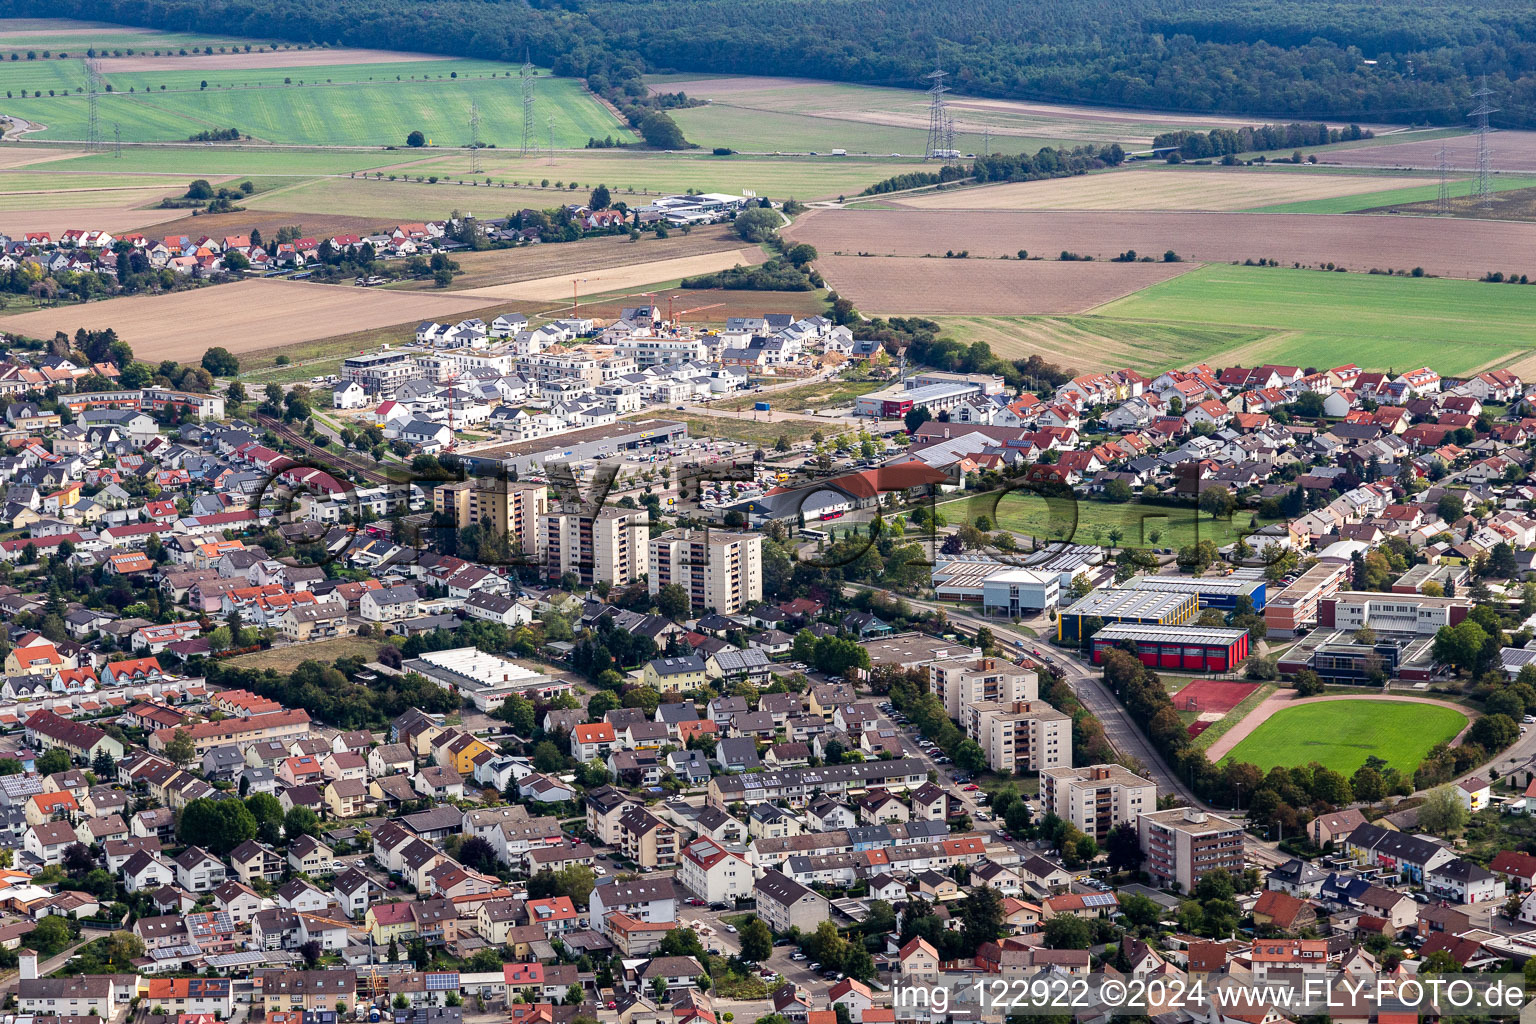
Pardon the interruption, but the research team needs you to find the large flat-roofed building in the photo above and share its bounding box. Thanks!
[961,699,1071,773]
[931,559,1060,615]
[1122,574,1268,612]
[343,350,424,393]
[540,506,648,587]
[1087,623,1250,672]
[433,478,548,558]
[1279,630,1436,683]
[862,633,980,673]
[1058,588,1197,644]
[1138,807,1244,892]
[1263,562,1348,637]
[929,656,1037,720]
[855,382,980,419]
[404,646,571,712]
[451,419,687,475]
[905,371,1007,395]
[1317,591,1471,635]
[649,528,762,616]
[1041,764,1158,842]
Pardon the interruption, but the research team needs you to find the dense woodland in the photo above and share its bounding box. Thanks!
[22,0,1536,126]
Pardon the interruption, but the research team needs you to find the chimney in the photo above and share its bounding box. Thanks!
[20,951,37,980]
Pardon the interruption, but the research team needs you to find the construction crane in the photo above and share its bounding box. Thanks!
[668,298,724,323]
[572,276,599,314]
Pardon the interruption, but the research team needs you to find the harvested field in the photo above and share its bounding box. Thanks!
[0,148,87,168]
[0,279,486,360]
[395,226,748,292]
[0,202,191,237]
[94,48,442,73]
[139,208,391,241]
[452,249,766,302]
[1329,129,1536,173]
[934,315,1270,374]
[1355,183,1536,223]
[787,207,1536,281]
[812,255,1195,315]
[546,288,827,324]
[1172,679,1259,715]
[895,167,1435,211]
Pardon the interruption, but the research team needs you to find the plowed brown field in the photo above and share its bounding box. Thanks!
[811,256,1194,314]
[787,208,1536,281]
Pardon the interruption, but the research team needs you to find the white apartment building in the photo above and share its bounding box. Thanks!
[649,528,762,616]
[961,699,1071,773]
[1040,764,1158,842]
[540,507,648,587]
[929,657,1038,720]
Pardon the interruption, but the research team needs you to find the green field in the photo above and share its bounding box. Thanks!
[1249,173,1536,214]
[5,58,620,147]
[935,492,1274,550]
[0,18,281,52]
[1223,699,1467,774]
[1096,263,1536,376]
[35,147,417,176]
[934,314,1271,376]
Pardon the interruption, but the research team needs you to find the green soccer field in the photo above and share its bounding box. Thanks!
[934,493,1276,550]
[1096,263,1536,376]
[1222,700,1468,774]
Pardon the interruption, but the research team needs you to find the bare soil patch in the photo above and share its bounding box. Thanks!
[451,248,766,302]
[0,278,486,360]
[1330,130,1536,173]
[897,168,1431,212]
[1,202,190,236]
[94,48,442,73]
[812,256,1193,314]
[0,148,88,168]
[788,207,1536,281]
[550,288,826,324]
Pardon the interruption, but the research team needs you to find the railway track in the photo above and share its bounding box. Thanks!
[254,413,399,487]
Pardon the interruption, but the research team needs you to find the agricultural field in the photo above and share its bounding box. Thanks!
[1352,183,1536,223]
[0,278,488,360]
[1097,264,1536,377]
[934,314,1271,375]
[787,206,1536,281]
[241,177,586,223]
[1330,128,1536,174]
[934,492,1274,550]
[391,225,749,292]
[450,248,765,303]
[894,166,1436,212]
[649,74,1379,155]
[1251,173,1536,214]
[0,17,280,53]
[2,53,619,147]
[1220,699,1468,774]
[812,255,1195,315]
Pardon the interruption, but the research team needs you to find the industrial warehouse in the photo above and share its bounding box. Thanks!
[1086,623,1252,672]
[1057,587,1198,643]
[1121,572,1268,611]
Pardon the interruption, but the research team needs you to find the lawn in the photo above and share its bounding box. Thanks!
[10,59,619,147]
[224,635,384,673]
[1096,263,1536,376]
[935,492,1276,550]
[1222,699,1468,774]
[635,412,823,447]
[714,376,883,412]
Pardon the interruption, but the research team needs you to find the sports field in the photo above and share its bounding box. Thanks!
[1097,264,1536,376]
[1171,679,1259,714]
[1222,699,1467,774]
[935,492,1274,550]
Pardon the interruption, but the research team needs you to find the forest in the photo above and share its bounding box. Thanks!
[20,0,1536,127]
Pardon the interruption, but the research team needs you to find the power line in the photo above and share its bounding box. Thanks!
[86,59,100,150]
[924,67,950,160]
[520,51,536,158]
[468,101,481,175]
[113,122,121,159]
[546,114,555,166]
[1470,74,1498,210]
[1436,139,1450,215]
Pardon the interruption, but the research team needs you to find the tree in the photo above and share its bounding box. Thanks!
[1120,893,1162,928]
[651,977,668,1002]
[1350,764,1386,804]
[958,886,1006,946]
[904,406,932,433]
[283,805,320,839]
[733,207,781,243]
[589,184,611,210]
[164,728,195,766]
[407,130,426,147]
[954,739,988,775]
[739,915,772,962]
[91,747,116,779]
[246,792,284,844]
[27,915,70,956]
[639,112,687,149]
[1041,914,1091,949]
[1470,713,1519,751]
[1291,669,1325,697]
[36,747,72,775]
[1105,822,1144,872]
[201,346,239,376]
[566,984,586,1007]
[178,797,257,855]
[1418,784,1469,836]
[1198,485,1236,521]
[1432,620,1489,676]
[655,583,690,620]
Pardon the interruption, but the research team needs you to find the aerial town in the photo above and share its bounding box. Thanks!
[0,276,1527,1024]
